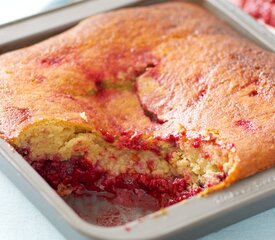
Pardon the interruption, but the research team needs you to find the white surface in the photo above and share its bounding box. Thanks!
[0,171,65,240]
[0,0,81,26]
[1,170,275,240]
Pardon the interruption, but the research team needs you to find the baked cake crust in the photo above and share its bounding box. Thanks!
[0,2,274,203]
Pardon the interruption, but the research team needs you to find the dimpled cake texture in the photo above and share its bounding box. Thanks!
[0,2,274,206]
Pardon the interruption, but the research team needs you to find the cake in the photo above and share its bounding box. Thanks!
[0,2,274,207]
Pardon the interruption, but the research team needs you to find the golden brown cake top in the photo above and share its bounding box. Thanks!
[0,2,274,183]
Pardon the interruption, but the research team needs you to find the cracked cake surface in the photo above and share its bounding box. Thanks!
[0,2,274,206]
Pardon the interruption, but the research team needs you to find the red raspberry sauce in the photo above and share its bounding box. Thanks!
[234,119,257,132]
[26,155,203,208]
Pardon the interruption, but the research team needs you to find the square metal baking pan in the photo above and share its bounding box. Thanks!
[0,1,275,240]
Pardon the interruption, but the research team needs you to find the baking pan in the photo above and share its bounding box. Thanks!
[0,0,275,239]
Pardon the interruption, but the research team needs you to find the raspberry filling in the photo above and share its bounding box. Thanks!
[29,156,203,207]
[16,123,234,214]
[231,0,275,27]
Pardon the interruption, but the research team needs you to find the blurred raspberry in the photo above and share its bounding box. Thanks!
[231,0,275,27]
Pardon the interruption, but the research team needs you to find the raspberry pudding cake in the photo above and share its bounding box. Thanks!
[0,2,274,207]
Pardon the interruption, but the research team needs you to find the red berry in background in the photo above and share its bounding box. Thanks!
[231,0,275,27]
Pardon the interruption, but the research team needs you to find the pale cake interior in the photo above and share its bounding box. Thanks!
[14,121,236,197]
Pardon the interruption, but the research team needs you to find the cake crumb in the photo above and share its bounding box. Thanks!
[179,199,187,205]
[152,208,168,218]
[80,112,88,122]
